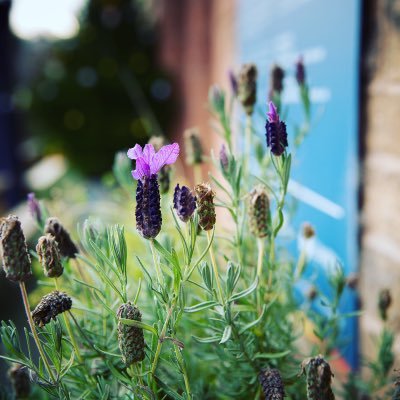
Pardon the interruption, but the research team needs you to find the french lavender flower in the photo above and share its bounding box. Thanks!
[270,64,285,95]
[378,288,392,321]
[302,355,335,400]
[258,368,285,400]
[208,85,225,114]
[173,184,196,222]
[248,185,270,238]
[127,142,179,239]
[31,291,72,327]
[36,234,63,278]
[9,364,31,399]
[117,302,145,366]
[228,69,238,96]
[184,128,203,165]
[27,192,42,226]
[45,218,79,259]
[219,144,229,172]
[296,56,306,86]
[195,183,216,231]
[0,215,32,282]
[265,101,288,156]
[149,136,171,194]
[237,63,257,115]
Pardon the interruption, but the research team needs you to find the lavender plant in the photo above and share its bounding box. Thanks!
[0,61,398,400]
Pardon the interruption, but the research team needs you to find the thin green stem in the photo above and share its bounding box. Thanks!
[256,238,265,312]
[19,282,56,382]
[244,114,252,175]
[150,239,162,284]
[174,344,191,399]
[55,278,83,364]
[193,164,202,184]
[150,305,174,378]
[206,230,224,304]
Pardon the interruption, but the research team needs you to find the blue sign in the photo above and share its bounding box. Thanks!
[236,0,361,368]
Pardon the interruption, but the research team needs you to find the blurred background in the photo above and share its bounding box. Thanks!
[1,0,400,388]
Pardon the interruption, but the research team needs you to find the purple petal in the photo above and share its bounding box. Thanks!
[127,144,143,160]
[150,143,180,174]
[132,157,151,180]
[267,101,279,123]
[142,144,156,164]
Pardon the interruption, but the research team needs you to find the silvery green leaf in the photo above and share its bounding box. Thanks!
[184,301,218,313]
[220,325,232,344]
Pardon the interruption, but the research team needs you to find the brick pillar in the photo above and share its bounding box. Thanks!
[360,0,400,361]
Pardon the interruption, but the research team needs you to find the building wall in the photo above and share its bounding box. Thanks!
[360,0,400,360]
[156,0,235,182]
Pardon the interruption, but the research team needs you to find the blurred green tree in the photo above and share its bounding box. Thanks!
[27,0,174,175]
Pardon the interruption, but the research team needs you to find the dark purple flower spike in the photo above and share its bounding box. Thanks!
[128,143,179,239]
[265,101,288,157]
[173,184,196,223]
[295,56,306,86]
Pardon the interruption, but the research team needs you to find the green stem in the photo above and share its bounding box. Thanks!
[244,114,252,176]
[150,239,162,284]
[256,238,265,312]
[206,230,224,304]
[150,305,174,378]
[193,164,202,185]
[19,282,56,383]
[174,344,191,399]
[55,278,83,364]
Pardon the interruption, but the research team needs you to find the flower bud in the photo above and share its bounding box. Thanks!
[259,368,285,400]
[301,355,335,400]
[173,184,196,222]
[184,128,203,165]
[228,70,238,96]
[32,291,72,327]
[237,63,257,115]
[9,364,31,399]
[219,144,229,173]
[302,223,316,239]
[378,289,392,321]
[248,185,270,238]
[0,215,32,282]
[117,302,145,366]
[36,234,63,278]
[195,183,216,231]
[209,85,225,114]
[45,218,79,259]
[270,64,285,95]
[345,273,358,290]
[265,101,288,156]
[27,193,42,226]
[135,175,162,239]
[296,57,306,86]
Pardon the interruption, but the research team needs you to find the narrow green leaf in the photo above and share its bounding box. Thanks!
[184,301,218,313]
[230,278,259,302]
[220,325,232,344]
[254,350,291,359]
[119,318,158,336]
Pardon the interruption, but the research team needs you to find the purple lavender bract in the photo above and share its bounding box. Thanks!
[135,175,162,239]
[127,143,179,239]
[27,193,42,225]
[265,101,288,156]
[173,184,196,223]
[295,56,306,86]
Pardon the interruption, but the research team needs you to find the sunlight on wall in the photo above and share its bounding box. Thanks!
[10,0,86,40]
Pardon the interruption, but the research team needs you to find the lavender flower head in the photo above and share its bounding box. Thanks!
[173,184,196,222]
[127,143,179,239]
[265,101,288,156]
[295,56,306,86]
[27,193,42,225]
[219,144,229,172]
[228,69,238,96]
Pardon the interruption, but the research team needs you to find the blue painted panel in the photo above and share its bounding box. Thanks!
[236,0,361,368]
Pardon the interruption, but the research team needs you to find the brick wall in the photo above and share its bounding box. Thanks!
[360,0,400,360]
